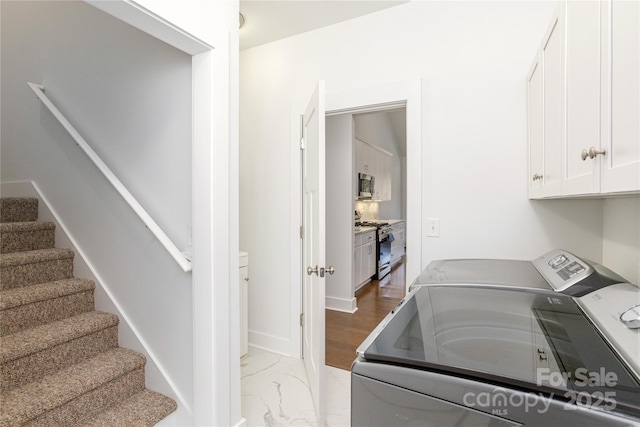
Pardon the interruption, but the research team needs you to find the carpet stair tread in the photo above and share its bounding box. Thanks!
[0,278,94,311]
[0,247,74,268]
[0,311,118,364]
[0,347,146,427]
[0,221,55,232]
[0,197,38,222]
[0,278,95,336]
[1,221,56,253]
[82,389,178,427]
[0,248,75,290]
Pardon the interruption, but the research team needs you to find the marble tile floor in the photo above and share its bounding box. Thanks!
[241,347,351,426]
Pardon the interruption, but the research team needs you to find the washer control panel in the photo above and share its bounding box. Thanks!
[532,249,593,292]
[577,283,640,379]
[620,305,640,329]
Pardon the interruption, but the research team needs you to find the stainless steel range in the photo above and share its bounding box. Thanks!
[356,221,393,280]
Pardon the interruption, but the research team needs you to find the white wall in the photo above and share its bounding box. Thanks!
[603,197,640,285]
[325,114,356,312]
[239,1,609,356]
[354,111,404,219]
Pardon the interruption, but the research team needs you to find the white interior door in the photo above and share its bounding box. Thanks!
[301,81,326,425]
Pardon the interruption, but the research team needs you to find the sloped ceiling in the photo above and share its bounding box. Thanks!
[239,0,408,50]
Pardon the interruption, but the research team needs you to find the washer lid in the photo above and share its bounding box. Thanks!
[413,259,547,288]
[361,286,640,417]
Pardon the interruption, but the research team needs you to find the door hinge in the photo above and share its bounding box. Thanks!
[300,313,305,327]
[300,226,304,239]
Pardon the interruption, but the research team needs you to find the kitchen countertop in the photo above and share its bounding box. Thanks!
[385,219,404,226]
[354,226,376,234]
[354,219,405,234]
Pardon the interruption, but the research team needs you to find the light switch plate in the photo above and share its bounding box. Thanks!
[426,218,440,237]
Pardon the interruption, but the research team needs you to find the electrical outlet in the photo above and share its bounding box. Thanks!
[426,218,440,237]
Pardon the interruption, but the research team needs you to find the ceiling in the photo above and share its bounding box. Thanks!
[239,1,409,51]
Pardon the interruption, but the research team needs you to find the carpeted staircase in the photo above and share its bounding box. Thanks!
[0,197,177,426]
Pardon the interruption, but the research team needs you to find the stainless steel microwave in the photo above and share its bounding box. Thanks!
[358,173,375,199]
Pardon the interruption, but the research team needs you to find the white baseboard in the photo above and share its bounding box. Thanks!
[325,296,358,313]
[248,330,297,357]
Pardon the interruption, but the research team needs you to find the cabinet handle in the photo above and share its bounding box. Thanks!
[532,174,543,181]
[581,147,606,161]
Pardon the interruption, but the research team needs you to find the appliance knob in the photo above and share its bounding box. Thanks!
[620,306,640,329]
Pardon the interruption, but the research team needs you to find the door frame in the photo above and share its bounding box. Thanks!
[290,79,423,357]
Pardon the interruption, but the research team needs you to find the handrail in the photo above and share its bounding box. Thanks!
[27,82,192,273]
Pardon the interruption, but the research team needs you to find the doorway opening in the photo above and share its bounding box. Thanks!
[325,106,407,371]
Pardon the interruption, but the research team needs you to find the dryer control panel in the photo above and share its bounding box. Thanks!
[532,249,594,292]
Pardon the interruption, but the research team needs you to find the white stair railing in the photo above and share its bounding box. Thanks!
[27,82,192,273]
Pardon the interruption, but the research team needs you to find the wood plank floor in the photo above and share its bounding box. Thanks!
[325,258,406,371]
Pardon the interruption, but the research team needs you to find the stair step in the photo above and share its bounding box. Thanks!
[0,248,74,290]
[83,389,178,427]
[0,221,56,253]
[0,197,38,223]
[0,347,146,427]
[0,278,95,336]
[1,311,119,391]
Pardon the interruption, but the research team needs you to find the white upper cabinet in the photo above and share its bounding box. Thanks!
[563,0,602,195]
[600,0,640,194]
[354,136,392,201]
[528,0,639,199]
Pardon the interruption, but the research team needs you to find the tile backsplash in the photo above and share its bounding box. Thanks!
[355,201,379,221]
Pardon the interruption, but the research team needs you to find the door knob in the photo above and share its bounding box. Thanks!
[582,147,606,161]
[307,265,319,276]
[325,266,335,275]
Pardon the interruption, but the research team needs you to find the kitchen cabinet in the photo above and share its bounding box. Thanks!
[389,221,405,267]
[239,252,249,358]
[354,229,376,291]
[355,137,392,200]
[528,0,640,199]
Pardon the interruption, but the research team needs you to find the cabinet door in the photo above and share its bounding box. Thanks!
[390,224,405,264]
[601,0,640,193]
[355,138,371,175]
[369,148,380,198]
[354,246,363,288]
[528,54,544,198]
[239,266,249,357]
[541,8,563,197]
[381,153,391,201]
[364,241,376,279]
[563,0,601,195]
